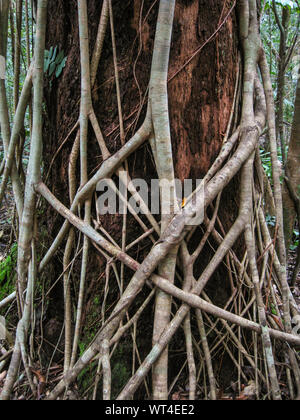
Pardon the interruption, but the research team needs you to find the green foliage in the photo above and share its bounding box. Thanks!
[265,0,300,11]
[260,149,273,179]
[270,303,278,316]
[0,243,17,301]
[44,46,67,79]
[78,341,86,357]
[111,361,130,398]
[260,145,287,183]
[290,228,299,251]
[261,0,299,125]
[78,325,98,356]
[77,360,97,395]
[266,214,277,227]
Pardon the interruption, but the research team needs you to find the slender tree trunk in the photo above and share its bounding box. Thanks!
[283,65,300,281]
[273,2,290,164]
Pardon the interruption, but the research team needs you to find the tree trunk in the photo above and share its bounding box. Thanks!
[42,0,238,398]
[283,66,300,282]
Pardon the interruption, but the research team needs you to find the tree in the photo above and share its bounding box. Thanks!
[283,65,300,286]
[0,0,300,401]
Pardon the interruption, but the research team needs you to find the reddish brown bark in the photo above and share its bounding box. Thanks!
[168,0,238,181]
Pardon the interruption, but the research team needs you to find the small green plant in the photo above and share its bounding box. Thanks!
[78,327,98,357]
[270,303,278,316]
[44,46,67,79]
[111,361,131,399]
[260,145,288,184]
[77,361,98,394]
[266,214,277,227]
[290,228,299,251]
[260,149,272,179]
[78,341,86,357]
[0,243,17,301]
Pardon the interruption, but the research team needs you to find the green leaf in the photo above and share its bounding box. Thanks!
[50,46,58,63]
[55,50,65,65]
[271,305,278,316]
[55,57,67,78]
[48,61,56,76]
[44,49,51,73]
